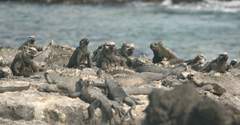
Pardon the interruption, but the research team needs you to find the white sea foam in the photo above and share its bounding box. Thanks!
[130,0,240,13]
[159,0,240,13]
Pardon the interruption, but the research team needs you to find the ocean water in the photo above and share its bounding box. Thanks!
[0,1,240,59]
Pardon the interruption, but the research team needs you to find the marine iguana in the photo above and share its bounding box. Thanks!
[39,72,135,124]
[93,79,144,120]
[66,38,92,69]
[117,43,135,67]
[185,54,206,71]
[201,53,230,73]
[150,41,183,64]
[74,79,126,125]
[11,47,41,77]
[95,41,126,70]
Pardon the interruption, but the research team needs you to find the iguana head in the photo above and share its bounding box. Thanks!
[194,54,206,64]
[103,41,116,53]
[150,41,164,54]
[23,46,38,58]
[26,35,36,45]
[79,38,89,47]
[230,59,238,67]
[216,52,228,64]
[121,43,135,56]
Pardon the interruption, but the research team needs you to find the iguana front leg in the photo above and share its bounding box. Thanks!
[87,53,92,68]
[86,100,101,121]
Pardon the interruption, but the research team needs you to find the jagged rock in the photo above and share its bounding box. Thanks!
[114,72,166,87]
[0,89,88,125]
[171,0,203,4]
[202,83,226,96]
[0,75,148,125]
[0,66,12,78]
[134,64,165,73]
[0,80,30,93]
[34,43,74,67]
[0,48,17,66]
[107,66,135,75]
[161,75,183,88]
[114,74,146,87]
[144,0,203,4]
[0,118,47,125]
[190,71,240,109]
[0,56,8,67]
[14,0,130,4]
[1,43,240,125]
[0,104,35,121]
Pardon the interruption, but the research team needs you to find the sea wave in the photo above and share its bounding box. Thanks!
[167,0,240,13]
[129,0,240,13]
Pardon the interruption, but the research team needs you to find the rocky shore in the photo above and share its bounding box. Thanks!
[0,40,240,125]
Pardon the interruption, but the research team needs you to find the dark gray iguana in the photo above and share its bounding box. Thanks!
[201,53,230,73]
[94,41,126,70]
[94,79,143,120]
[39,72,136,124]
[66,38,92,69]
[40,72,117,124]
[185,54,206,71]
[117,43,135,67]
[74,79,126,125]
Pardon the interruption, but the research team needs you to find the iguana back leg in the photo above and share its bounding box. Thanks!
[122,96,143,121]
[99,99,115,125]
[87,99,115,125]
[123,97,136,120]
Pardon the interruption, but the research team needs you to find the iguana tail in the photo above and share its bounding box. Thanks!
[44,72,56,84]
[125,86,153,95]
[33,42,51,58]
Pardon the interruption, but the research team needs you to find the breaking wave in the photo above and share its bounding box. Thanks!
[130,0,240,13]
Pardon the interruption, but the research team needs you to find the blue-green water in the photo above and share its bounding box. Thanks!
[0,2,240,59]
